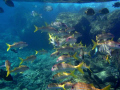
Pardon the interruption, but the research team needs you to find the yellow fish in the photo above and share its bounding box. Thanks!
[6,41,28,51]
[19,55,36,65]
[51,62,84,74]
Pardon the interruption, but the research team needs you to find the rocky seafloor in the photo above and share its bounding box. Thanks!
[0,31,119,90]
[55,10,120,42]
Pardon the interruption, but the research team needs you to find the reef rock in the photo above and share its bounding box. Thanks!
[56,10,120,42]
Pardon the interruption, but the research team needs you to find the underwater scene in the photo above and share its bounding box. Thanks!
[1,0,120,90]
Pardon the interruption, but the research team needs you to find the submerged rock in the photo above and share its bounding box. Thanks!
[56,10,120,40]
[0,69,13,81]
[56,12,91,45]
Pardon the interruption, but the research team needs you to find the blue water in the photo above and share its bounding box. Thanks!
[0,0,119,50]
[0,1,119,25]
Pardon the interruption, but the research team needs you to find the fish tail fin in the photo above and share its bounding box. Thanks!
[61,84,66,90]
[91,39,97,50]
[6,66,10,77]
[105,55,110,64]
[6,43,11,51]
[102,85,111,90]
[34,25,39,33]
[6,70,11,77]
[35,50,38,55]
[72,52,78,60]
[70,70,77,78]
[77,62,84,74]
[88,51,91,57]
[19,57,24,65]
[87,65,92,73]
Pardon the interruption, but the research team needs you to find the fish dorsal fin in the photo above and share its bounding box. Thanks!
[62,62,65,64]
[72,34,74,37]
[110,38,113,41]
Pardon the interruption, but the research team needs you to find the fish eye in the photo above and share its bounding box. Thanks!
[68,38,71,40]
[53,66,55,68]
